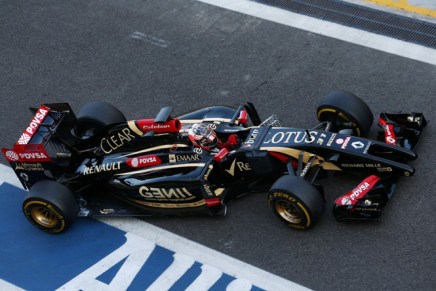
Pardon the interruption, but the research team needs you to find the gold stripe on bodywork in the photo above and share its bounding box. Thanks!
[115,163,206,176]
[180,118,231,124]
[122,144,189,157]
[128,198,206,208]
[260,146,342,171]
[128,120,143,136]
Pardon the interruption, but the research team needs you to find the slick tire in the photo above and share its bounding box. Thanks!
[23,180,79,234]
[268,175,324,230]
[75,101,126,138]
[317,91,373,137]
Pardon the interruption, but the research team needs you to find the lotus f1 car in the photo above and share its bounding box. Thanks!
[2,91,427,233]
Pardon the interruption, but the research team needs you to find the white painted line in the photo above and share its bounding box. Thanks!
[98,217,309,291]
[197,0,436,65]
[0,279,25,291]
[0,164,23,189]
[0,163,309,291]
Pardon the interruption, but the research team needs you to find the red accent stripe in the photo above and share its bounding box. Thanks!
[136,118,181,133]
[335,175,380,206]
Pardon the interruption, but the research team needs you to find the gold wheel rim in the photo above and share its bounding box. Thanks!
[276,201,302,224]
[30,206,58,228]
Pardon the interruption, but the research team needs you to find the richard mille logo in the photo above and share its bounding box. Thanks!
[225,159,252,176]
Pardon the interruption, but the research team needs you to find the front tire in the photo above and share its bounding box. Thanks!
[317,91,373,137]
[268,175,324,230]
[23,180,79,234]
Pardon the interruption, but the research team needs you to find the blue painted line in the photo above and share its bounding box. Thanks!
[0,183,268,290]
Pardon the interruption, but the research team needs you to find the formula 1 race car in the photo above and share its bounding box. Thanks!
[2,91,427,233]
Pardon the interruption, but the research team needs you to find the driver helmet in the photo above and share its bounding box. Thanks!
[188,123,217,148]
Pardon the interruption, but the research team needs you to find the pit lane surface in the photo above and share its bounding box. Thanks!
[1,0,435,290]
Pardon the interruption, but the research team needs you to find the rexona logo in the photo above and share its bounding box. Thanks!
[139,186,195,200]
[17,105,50,145]
[225,159,252,176]
[127,155,161,168]
[83,161,122,175]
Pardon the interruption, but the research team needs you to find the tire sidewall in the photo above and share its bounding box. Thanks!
[23,180,78,234]
[317,91,373,137]
[268,191,312,230]
[268,175,324,230]
[23,198,68,234]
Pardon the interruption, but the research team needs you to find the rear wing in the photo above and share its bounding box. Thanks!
[2,103,76,189]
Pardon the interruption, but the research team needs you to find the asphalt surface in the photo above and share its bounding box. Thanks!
[1,0,435,290]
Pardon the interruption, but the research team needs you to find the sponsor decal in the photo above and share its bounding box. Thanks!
[336,138,344,145]
[341,163,364,168]
[225,159,252,176]
[17,105,50,145]
[139,186,195,201]
[142,123,170,130]
[4,150,19,162]
[263,130,319,145]
[203,184,214,197]
[193,148,203,154]
[18,151,49,161]
[379,117,397,145]
[3,147,51,163]
[136,119,181,133]
[14,162,45,171]
[377,167,393,172]
[169,154,201,163]
[364,141,371,154]
[207,123,217,130]
[341,137,351,149]
[316,133,327,145]
[20,172,29,181]
[245,129,259,145]
[407,115,424,125]
[224,128,240,133]
[351,141,365,149]
[127,155,160,168]
[326,133,337,146]
[100,128,136,154]
[341,163,382,168]
[203,165,214,180]
[83,161,121,175]
[336,175,380,206]
[299,163,311,177]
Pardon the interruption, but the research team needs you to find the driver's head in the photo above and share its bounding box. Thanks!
[188,123,217,149]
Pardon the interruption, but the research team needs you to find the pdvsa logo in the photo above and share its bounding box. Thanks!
[5,150,19,162]
[127,155,161,168]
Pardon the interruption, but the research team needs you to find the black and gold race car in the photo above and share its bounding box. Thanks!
[2,91,427,233]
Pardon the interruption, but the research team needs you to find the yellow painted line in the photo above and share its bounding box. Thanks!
[365,0,436,18]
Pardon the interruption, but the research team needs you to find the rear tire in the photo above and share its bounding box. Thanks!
[268,175,324,230]
[23,180,79,234]
[75,101,126,138]
[317,91,373,137]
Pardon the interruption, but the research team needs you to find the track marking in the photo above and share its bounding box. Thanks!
[130,31,171,48]
[365,0,436,17]
[197,0,436,65]
[0,163,308,290]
